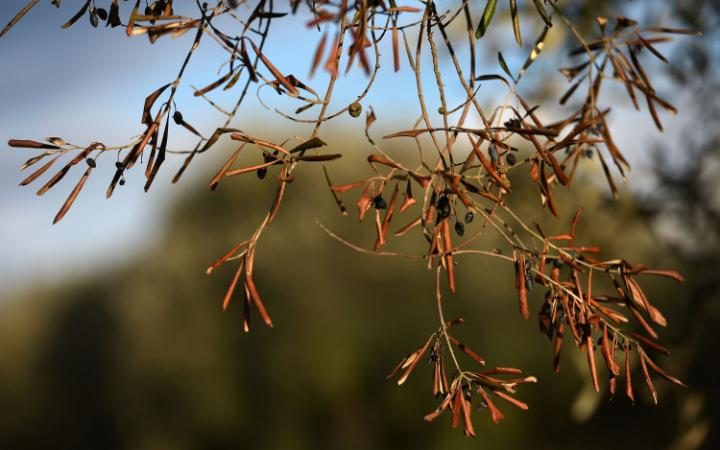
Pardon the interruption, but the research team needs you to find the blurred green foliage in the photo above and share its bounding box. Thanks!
[0,143,709,450]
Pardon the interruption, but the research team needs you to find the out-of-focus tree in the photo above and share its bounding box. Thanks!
[0,0,714,445]
[636,2,720,449]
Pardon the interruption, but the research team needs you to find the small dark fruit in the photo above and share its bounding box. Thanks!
[373,195,387,210]
[436,195,451,220]
[488,144,499,163]
[348,102,362,118]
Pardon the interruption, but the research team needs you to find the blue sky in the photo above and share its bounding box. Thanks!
[0,1,700,298]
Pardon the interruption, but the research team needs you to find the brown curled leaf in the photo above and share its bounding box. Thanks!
[19,155,60,186]
[479,388,505,424]
[638,350,658,404]
[53,166,92,224]
[8,139,61,150]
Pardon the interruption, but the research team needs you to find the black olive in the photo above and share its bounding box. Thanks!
[257,167,267,179]
[541,302,552,316]
[525,277,534,290]
[173,110,184,124]
[436,195,451,220]
[506,152,517,166]
[489,144,499,163]
[464,211,474,224]
[89,9,99,28]
[582,323,593,340]
[86,158,96,168]
[454,221,465,237]
[373,195,387,210]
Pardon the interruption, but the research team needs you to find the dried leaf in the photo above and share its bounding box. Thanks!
[451,388,463,428]
[586,334,601,392]
[310,31,328,78]
[638,350,658,404]
[222,259,245,311]
[294,153,342,162]
[8,139,61,150]
[53,166,92,224]
[394,216,422,237]
[638,269,685,282]
[460,393,476,437]
[250,40,299,96]
[0,0,40,38]
[601,324,621,376]
[209,146,243,191]
[142,83,171,126]
[642,351,687,388]
[392,25,400,72]
[289,137,326,154]
[493,390,529,410]
[532,0,552,27]
[479,388,505,424]
[19,155,60,186]
[62,0,91,29]
[625,343,635,402]
[396,337,433,386]
[448,335,486,365]
[497,52,514,82]
[515,252,529,319]
[245,270,273,328]
[518,26,549,80]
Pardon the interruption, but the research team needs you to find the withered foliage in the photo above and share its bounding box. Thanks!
[2,0,698,436]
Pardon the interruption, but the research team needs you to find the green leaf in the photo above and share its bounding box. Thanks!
[475,0,498,39]
[497,52,515,83]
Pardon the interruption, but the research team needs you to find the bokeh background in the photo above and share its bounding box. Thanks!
[0,1,718,449]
